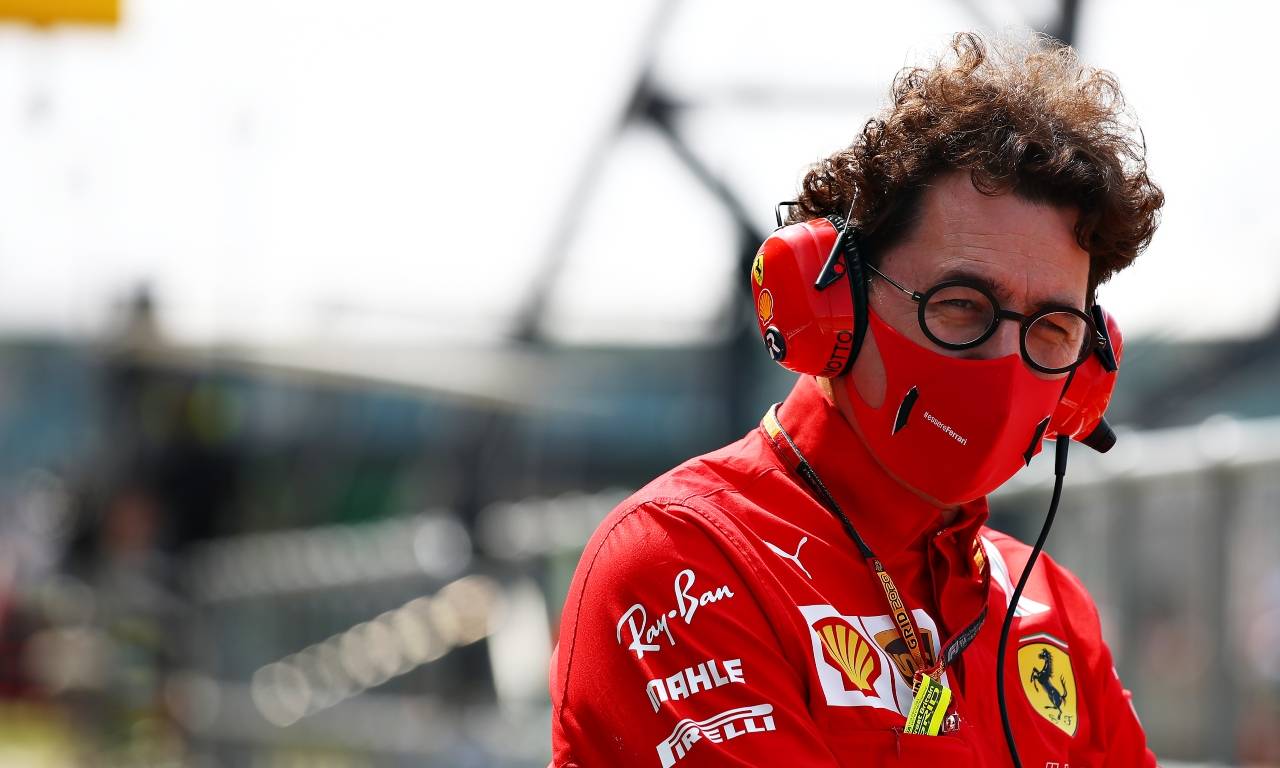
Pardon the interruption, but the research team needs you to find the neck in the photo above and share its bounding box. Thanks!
[817,375,964,523]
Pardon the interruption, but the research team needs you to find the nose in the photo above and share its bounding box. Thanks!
[963,317,1022,361]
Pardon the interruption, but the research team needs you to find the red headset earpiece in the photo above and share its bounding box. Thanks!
[751,217,866,376]
[1045,305,1123,452]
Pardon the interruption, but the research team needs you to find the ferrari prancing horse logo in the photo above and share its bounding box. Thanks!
[1018,636,1078,736]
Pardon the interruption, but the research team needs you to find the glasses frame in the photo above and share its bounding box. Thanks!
[864,263,1101,375]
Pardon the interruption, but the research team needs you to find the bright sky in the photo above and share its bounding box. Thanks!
[0,0,1272,352]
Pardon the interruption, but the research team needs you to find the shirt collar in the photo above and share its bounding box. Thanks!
[772,375,989,561]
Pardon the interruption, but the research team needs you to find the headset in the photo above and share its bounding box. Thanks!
[751,209,1124,768]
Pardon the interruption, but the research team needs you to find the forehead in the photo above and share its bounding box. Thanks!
[883,172,1091,308]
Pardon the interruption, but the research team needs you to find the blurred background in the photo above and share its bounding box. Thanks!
[0,0,1276,765]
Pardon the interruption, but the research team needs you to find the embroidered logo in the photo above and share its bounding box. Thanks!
[615,569,735,660]
[1018,634,1078,736]
[645,658,745,712]
[764,536,812,579]
[656,703,776,767]
[813,617,880,694]
[799,604,949,716]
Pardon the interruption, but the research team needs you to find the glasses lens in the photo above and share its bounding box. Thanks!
[1025,311,1091,371]
[922,285,996,346]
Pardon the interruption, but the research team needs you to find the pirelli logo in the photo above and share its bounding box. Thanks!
[655,703,776,767]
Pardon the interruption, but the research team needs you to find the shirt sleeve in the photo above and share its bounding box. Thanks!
[1083,635,1157,767]
[550,500,842,768]
[1058,566,1157,768]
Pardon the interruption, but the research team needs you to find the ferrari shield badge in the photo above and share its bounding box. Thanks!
[1017,636,1078,736]
[752,249,765,286]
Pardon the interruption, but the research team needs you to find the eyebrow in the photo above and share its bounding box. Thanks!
[935,266,1085,310]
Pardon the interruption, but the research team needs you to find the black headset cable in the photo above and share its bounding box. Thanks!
[996,434,1071,768]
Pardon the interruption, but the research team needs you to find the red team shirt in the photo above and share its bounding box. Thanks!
[550,375,1155,767]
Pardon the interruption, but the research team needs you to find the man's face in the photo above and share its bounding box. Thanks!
[847,170,1091,410]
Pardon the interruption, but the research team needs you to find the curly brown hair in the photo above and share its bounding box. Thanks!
[787,31,1164,299]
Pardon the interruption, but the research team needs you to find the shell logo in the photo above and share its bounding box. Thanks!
[813,617,880,695]
[757,289,775,324]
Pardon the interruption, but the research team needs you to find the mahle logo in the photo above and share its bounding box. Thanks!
[812,617,880,695]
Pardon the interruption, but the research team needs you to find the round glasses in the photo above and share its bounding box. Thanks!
[865,264,1100,375]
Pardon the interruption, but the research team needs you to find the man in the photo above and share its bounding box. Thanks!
[550,32,1163,767]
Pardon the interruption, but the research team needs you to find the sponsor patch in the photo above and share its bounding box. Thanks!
[616,569,735,660]
[763,536,812,579]
[799,605,948,716]
[763,327,787,362]
[646,658,745,712]
[1018,634,1077,736]
[656,703,775,767]
[757,289,775,324]
[751,249,765,286]
[814,617,880,694]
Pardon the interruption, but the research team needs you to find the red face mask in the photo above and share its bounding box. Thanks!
[840,310,1066,505]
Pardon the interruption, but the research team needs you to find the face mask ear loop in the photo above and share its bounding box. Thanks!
[996,434,1070,768]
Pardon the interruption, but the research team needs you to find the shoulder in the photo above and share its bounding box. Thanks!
[551,438,788,709]
[979,526,1106,651]
[641,428,788,508]
[980,528,1095,598]
[578,430,786,563]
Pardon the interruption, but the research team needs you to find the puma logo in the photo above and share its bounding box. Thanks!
[764,536,812,580]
